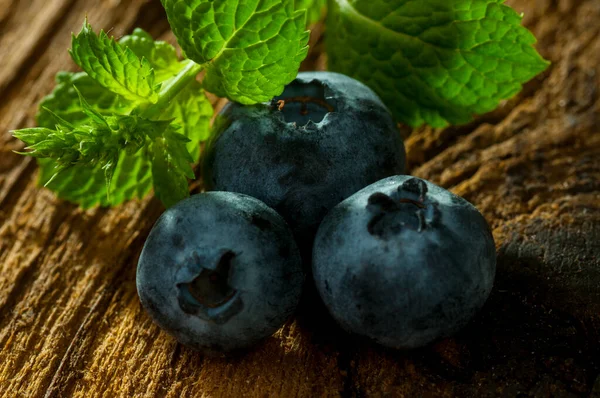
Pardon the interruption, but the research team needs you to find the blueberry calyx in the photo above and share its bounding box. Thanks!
[271,80,336,126]
[366,178,440,238]
[276,96,335,114]
[400,177,428,202]
[176,249,244,324]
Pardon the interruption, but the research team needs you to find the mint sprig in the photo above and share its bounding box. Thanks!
[33,71,153,207]
[13,1,311,209]
[16,91,193,207]
[34,72,152,208]
[327,0,550,127]
[13,24,212,208]
[70,21,160,104]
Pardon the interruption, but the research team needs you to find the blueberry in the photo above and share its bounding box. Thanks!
[202,72,406,255]
[136,192,304,353]
[312,176,496,349]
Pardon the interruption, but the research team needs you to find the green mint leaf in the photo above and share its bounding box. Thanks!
[26,114,192,209]
[295,0,326,24]
[150,127,195,208]
[15,109,164,207]
[119,28,185,83]
[37,154,153,209]
[15,109,147,179]
[30,71,153,208]
[327,0,550,127]
[159,81,213,161]
[37,72,131,128]
[73,86,111,127]
[102,155,118,199]
[70,20,159,104]
[13,128,62,155]
[16,24,205,209]
[161,0,310,104]
[116,31,210,157]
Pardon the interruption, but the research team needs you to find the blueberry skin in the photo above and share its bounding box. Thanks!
[202,71,406,253]
[312,176,496,350]
[136,192,304,353]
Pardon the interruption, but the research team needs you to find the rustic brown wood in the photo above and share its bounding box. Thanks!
[0,0,599,396]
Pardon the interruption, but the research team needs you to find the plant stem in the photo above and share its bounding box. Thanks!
[140,60,204,119]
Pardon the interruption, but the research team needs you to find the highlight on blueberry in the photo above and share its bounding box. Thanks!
[136,192,304,353]
[312,176,497,349]
[202,71,406,255]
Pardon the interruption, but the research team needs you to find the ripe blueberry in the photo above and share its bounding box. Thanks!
[136,192,304,353]
[312,176,496,349]
[202,71,406,255]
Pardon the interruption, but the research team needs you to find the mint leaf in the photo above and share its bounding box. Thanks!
[37,154,152,209]
[116,30,212,155]
[32,71,153,208]
[70,20,159,104]
[119,28,185,83]
[22,113,193,208]
[28,26,207,209]
[17,110,148,180]
[150,127,195,208]
[160,81,213,161]
[327,0,550,127]
[37,72,131,128]
[18,90,180,207]
[161,0,310,104]
[295,0,326,24]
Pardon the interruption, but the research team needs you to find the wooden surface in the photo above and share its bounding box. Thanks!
[1,0,599,396]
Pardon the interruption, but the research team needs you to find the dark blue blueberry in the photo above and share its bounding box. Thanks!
[136,192,304,353]
[202,72,406,255]
[312,176,496,349]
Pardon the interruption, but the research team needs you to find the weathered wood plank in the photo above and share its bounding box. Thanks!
[0,0,598,397]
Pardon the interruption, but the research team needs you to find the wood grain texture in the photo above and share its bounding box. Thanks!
[0,0,598,397]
